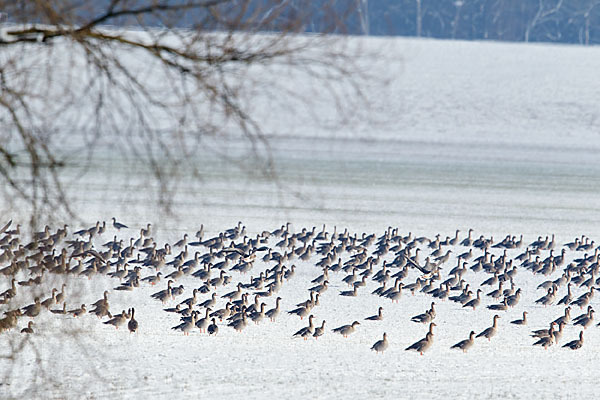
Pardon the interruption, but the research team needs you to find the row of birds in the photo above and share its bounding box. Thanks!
[0,219,598,354]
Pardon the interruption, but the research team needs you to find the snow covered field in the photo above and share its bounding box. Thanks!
[2,35,600,399]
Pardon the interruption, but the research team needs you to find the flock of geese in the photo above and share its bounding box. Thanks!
[0,219,599,355]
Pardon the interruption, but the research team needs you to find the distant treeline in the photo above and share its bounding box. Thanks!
[5,0,600,45]
[357,0,600,44]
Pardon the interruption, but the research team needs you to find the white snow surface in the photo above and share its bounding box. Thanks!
[1,33,600,399]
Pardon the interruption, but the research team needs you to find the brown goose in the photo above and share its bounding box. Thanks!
[405,324,435,356]
[371,332,389,354]
[69,304,87,317]
[22,297,41,318]
[476,315,499,341]
[104,310,128,330]
[365,307,384,321]
[510,311,528,326]
[562,331,584,350]
[313,320,326,340]
[293,315,315,339]
[20,321,34,334]
[451,331,475,353]
[332,321,360,338]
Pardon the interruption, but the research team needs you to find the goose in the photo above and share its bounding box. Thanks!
[69,304,87,317]
[288,304,311,320]
[574,309,594,329]
[104,310,128,329]
[111,217,128,230]
[487,298,509,311]
[22,297,41,317]
[20,321,34,334]
[553,307,571,325]
[50,303,67,315]
[463,289,482,310]
[506,288,521,307]
[533,325,555,349]
[531,322,556,338]
[172,311,197,335]
[293,315,315,339]
[196,308,212,333]
[386,282,404,303]
[573,306,593,324]
[207,318,218,335]
[477,315,499,341]
[371,332,389,354]
[128,308,138,333]
[562,331,584,350]
[266,297,282,322]
[411,302,436,324]
[406,323,436,355]
[228,313,248,332]
[552,321,565,344]
[557,283,573,305]
[55,284,67,304]
[249,303,266,324]
[198,293,217,309]
[151,280,174,303]
[332,321,360,338]
[339,286,358,297]
[365,307,384,321]
[210,303,232,321]
[313,320,326,340]
[451,331,475,353]
[510,311,528,326]
[41,288,58,309]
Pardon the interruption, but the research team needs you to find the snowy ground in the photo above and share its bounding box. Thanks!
[2,34,600,399]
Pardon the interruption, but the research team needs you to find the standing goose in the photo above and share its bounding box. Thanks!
[128,308,138,333]
[476,315,500,341]
[172,311,197,335]
[463,289,482,310]
[574,309,594,329]
[562,331,584,350]
[207,318,218,335]
[151,280,174,303]
[41,288,58,309]
[249,303,266,325]
[332,321,361,338]
[22,297,41,318]
[386,282,404,303]
[55,284,67,304]
[196,308,212,333]
[313,320,326,340]
[266,297,282,322]
[104,310,128,330]
[210,303,232,321]
[553,307,571,325]
[405,323,436,355]
[451,331,475,353]
[371,332,389,354]
[293,315,315,340]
